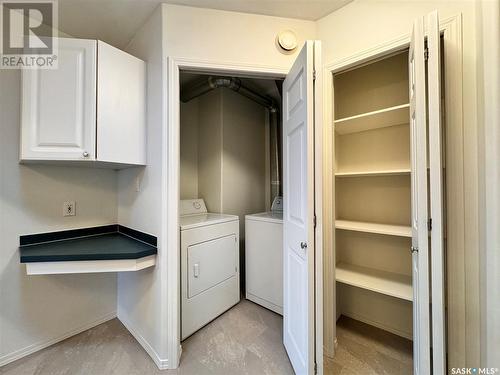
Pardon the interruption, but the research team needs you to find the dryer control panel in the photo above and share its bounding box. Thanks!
[180,199,208,215]
[271,196,283,212]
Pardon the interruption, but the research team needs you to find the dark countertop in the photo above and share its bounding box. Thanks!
[20,226,157,263]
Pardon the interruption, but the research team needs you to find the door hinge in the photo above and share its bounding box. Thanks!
[428,218,432,231]
[314,362,318,374]
[313,70,317,81]
[313,214,317,228]
[424,47,429,61]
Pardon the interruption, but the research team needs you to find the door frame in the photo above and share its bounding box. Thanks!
[321,14,470,369]
[165,56,324,371]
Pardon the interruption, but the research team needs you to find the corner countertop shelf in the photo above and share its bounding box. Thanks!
[20,225,157,275]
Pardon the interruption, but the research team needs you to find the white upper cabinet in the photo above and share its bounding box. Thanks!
[20,38,146,168]
[21,38,97,161]
[97,41,146,166]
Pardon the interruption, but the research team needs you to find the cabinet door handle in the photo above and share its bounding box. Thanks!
[411,246,418,253]
[300,242,307,250]
[82,151,89,158]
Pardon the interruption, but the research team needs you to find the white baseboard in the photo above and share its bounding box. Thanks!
[340,311,413,340]
[117,315,169,370]
[245,293,283,315]
[0,311,116,367]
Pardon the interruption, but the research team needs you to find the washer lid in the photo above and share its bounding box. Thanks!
[180,213,239,230]
[245,211,283,224]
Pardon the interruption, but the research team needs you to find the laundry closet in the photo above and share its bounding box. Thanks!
[178,72,285,339]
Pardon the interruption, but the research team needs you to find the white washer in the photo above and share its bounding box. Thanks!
[245,198,283,315]
[180,199,240,340]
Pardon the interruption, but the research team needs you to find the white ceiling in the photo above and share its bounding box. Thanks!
[57,0,352,48]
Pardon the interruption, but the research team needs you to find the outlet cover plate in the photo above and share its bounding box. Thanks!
[63,201,76,217]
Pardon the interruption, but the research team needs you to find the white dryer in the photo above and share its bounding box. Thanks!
[180,199,240,340]
[245,197,283,315]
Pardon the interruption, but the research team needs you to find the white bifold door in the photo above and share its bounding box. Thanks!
[410,11,446,375]
[283,40,321,375]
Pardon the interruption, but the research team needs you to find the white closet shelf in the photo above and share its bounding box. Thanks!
[335,220,412,237]
[335,168,411,177]
[334,103,410,135]
[336,262,413,301]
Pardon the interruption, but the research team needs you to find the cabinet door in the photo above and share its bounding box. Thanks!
[21,38,97,161]
[97,41,146,165]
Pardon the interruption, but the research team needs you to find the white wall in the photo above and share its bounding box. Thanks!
[180,99,199,199]
[162,4,316,69]
[197,89,223,212]
[185,87,268,228]
[221,88,267,232]
[476,0,500,368]
[116,6,167,368]
[317,0,481,367]
[0,70,117,366]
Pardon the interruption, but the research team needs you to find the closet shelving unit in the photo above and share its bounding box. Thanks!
[334,103,410,135]
[335,220,412,237]
[335,263,413,301]
[335,169,411,177]
[333,51,413,339]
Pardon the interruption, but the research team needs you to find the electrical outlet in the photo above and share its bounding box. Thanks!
[63,201,76,217]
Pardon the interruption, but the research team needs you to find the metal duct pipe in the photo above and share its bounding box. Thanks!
[181,75,278,112]
[235,85,277,113]
[269,110,282,199]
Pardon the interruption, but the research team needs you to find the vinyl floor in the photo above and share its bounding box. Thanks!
[0,299,292,375]
[324,315,413,375]
[1,303,412,375]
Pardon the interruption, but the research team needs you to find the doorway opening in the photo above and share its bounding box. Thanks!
[330,50,415,374]
[325,33,448,374]
[169,41,321,374]
[178,69,291,371]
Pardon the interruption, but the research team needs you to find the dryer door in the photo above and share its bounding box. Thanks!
[188,234,237,298]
